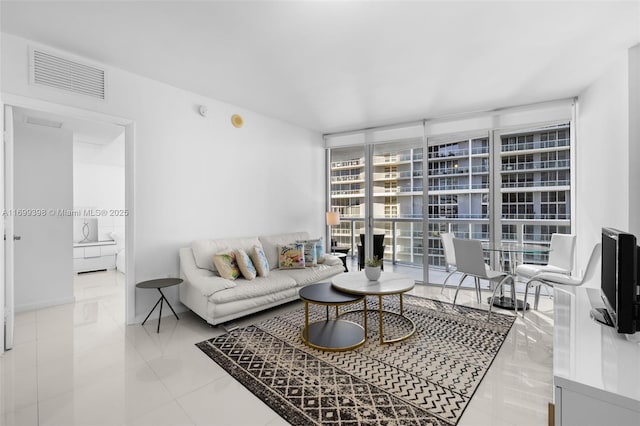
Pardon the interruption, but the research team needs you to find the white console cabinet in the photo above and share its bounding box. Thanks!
[73,240,117,273]
[554,286,640,426]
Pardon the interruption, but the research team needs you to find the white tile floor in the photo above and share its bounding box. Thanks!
[1,269,554,426]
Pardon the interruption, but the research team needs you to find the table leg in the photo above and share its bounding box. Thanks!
[158,288,180,320]
[141,296,162,326]
[400,294,404,315]
[363,297,367,340]
[378,295,384,345]
[157,297,163,333]
[304,301,309,341]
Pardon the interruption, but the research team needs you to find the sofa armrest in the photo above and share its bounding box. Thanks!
[322,254,342,266]
[179,247,236,297]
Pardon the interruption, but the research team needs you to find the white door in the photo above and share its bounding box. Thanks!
[13,120,73,312]
[3,105,15,351]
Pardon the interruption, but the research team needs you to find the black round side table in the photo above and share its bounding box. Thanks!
[136,278,182,333]
[299,282,366,351]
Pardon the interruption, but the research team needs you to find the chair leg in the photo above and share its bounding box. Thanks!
[440,270,457,294]
[510,276,517,317]
[475,277,481,303]
[522,278,540,318]
[452,274,468,307]
[523,282,530,318]
[534,286,541,310]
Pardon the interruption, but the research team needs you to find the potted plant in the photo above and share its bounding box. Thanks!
[365,256,383,281]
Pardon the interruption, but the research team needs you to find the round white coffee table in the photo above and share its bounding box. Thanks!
[332,272,416,344]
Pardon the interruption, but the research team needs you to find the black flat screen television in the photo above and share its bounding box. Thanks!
[600,227,639,334]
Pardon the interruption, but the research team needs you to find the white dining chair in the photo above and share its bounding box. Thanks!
[441,232,491,294]
[516,233,576,278]
[522,243,601,317]
[515,233,576,308]
[452,238,516,320]
[439,232,458,293]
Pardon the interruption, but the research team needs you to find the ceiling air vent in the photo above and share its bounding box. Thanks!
[30,48,106,100]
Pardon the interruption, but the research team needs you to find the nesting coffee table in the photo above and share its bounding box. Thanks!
[332,272,416,344]
[299,283,366,352]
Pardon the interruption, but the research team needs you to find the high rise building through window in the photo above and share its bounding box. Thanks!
[328,123,571,283]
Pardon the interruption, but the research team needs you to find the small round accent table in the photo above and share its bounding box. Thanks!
[136,278,182,333]
[299,283,366,352]
[330,252,349,272]
[332,272,416,345]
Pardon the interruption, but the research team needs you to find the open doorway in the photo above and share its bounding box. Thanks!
[6,106,127,349]
[71,113,126,310]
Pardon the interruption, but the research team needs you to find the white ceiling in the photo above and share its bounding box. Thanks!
[2,1,639,134]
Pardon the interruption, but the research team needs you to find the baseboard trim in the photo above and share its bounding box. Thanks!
[15,296,76,313]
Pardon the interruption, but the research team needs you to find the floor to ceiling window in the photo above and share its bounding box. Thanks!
[426,134,491,279]
[498,124,571,269]
[326,101,574,286]
[328,146,365,257]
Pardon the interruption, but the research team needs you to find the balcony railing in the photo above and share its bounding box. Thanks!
[330,217,569,282]
[471,165,489,173]
[501,138,570,152]
[331,174,364,183]
[428,167,470,176]
[471,146,489,155]
[502,179,570,188]
[428,149,469,159]
[501,213,571,220]
[331,159,363,168]
[331,189,365,196]
[429,183,470,191]
[501,159,570,171]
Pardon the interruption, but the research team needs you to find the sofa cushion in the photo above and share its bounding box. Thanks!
[192,237,261,272]
[209,271,298,304]
[259,232,310,270]
[250,245,270,277]
[278,243,306,269]
[322,254,342,266]
[213,251,241,280]
[179,247,237,297]
[235,249,257,280]
[278,263,344,286]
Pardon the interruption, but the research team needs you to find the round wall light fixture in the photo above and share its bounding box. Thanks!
[231,114,244,128]
[198,105,208,117]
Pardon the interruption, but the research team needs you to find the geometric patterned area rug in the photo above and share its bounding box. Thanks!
[196,295,515,425]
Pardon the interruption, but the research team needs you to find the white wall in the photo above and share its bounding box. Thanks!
[628,44,640,238]
[1,34,326,320]
[14,122,74,310]
[576,54,629,284]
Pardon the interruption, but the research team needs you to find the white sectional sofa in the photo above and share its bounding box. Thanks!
[179,231,344,325]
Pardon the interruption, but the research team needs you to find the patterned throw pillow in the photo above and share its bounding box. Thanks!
[250,245,270,277]
[314,237,325,263]
[235,249,257,280]
[297,240,318,267]
[298,238,325,264]
[277,243,305,269]
[213,250,241,280]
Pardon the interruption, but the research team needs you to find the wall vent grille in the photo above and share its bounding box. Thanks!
[31,49,106,100]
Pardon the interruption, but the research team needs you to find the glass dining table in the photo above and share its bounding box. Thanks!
[481,242,552,310]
